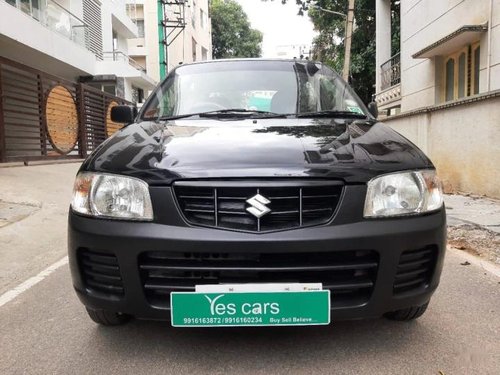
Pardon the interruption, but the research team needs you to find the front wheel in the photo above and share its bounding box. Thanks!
[384,302,429,321]
[85,307,131,326]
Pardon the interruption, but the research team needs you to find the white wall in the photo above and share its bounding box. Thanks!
[0,0,96,79]
[101,0,138,53]
[166,0,212,72]
[399,0,499,112]
[129,0,212,82]
[385,95,500,198]
[143,0,160,81]
[376,0,392,93]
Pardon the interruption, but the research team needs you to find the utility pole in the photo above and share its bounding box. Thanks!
[313,1,355,81]
[342,0,355,81]
[158,0,167,80]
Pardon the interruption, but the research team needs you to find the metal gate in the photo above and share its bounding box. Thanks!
[0,57,132,163]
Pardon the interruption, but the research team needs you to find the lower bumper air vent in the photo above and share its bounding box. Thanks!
[79,249,124,297]
[393,246,437,295]
[139,250,379,308]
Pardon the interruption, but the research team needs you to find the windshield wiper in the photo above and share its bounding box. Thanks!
[198,109,287,118]
[296,110,368,119]
[155,109,287,121]
[155,113,203,121]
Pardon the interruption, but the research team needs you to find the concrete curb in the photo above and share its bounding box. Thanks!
[448,246,500,278]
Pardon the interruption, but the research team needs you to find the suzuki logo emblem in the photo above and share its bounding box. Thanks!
[246,194,271,218]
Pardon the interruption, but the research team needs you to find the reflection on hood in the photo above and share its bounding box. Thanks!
[81,118,433,185]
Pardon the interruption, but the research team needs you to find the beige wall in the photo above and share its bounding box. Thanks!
[166,0,212,72]
[128,0,212,82]
[143,0,160,81]
[399,0,499,112]
[384,94,500,198]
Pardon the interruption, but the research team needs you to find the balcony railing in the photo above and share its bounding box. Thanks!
[102,51,146,72]
[4,0,88,49]
[381,53,401,91]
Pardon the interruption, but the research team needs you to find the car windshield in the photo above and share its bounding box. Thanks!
[141,60,369,120]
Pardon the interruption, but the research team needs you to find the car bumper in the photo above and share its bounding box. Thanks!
[68,207,447,322]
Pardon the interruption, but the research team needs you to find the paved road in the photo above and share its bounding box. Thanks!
[0,163,79,295]
[0,164,499,374]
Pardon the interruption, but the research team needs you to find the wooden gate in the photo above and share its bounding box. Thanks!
[0,57,132,163]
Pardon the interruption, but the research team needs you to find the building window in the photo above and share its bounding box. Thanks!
[136,19,145,38]
[445,58,455,101]
[87,83,116,96]
[443,43,480,102]
[192,0,196,28]
[192,38,197,62]
[113,31,118,51]
[457,52,466,98]
[132,86,145,104]
[200,9,207,29]
[10,0,42,20]
[472,43,480,95]
[202,47,208,61]
[103,85,116,96]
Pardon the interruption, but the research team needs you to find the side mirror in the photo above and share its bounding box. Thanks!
[111,105,137,124]
[367,101,378,119]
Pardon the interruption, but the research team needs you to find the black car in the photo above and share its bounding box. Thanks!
[69,59,446,327]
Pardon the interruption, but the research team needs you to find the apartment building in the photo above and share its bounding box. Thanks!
[0,0,159,164]
[127,0,212,82]
[0,0,156,102]
[274,44,312,59]
[375,0,500,198]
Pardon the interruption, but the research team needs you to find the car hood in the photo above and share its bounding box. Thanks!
[81,118,433,185]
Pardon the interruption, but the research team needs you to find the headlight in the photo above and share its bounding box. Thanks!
[71,172,153,220]
[364,170,443,218]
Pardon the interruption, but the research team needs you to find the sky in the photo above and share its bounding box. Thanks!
[236,0,317,58]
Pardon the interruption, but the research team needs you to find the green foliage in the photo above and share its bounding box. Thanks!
[265,0,399,104]
[211,0,264,59]
[306,0,376,104]
[391,0,400,57]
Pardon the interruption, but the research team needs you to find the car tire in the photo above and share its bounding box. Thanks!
[85,307,131,326]
[384,302,429,321]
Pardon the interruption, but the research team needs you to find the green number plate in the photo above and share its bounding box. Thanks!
[170,291,331,327]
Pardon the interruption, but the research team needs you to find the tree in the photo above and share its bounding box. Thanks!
[306,0,376,104]
[391,0,400,57]
[263,0,400,104]
[211,0,264,59]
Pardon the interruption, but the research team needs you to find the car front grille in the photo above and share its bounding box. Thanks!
[79,249,124,297]
[138,250,379,308]
[174,180,343,232]
[393,246,437,295]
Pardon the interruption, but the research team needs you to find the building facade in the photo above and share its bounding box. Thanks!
[274,44,312,59]
[127,0,212,83]
[375,0,500,198]
[0,0,159,164]
[0,0,157,103]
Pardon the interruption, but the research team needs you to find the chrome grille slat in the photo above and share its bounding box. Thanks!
[217,210,248,215]
[175,181,343,232]
[184,208,214,214]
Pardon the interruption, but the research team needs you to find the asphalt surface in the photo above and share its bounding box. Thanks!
[0,163,79,295]
[1,164,499,374]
